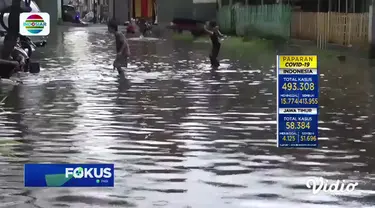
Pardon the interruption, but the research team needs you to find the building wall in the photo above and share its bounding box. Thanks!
[192,3,217,21]
[108,0,129,23]
[34,0,60,24]
[109,0,113,18]
[157,0,191,22]
[193,0,216,3]
[157,0,216,23]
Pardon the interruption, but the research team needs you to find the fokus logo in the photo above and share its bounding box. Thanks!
[65,167,112,184]
[19,13,50,36]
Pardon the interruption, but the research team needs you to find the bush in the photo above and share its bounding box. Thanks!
[243,25,264,41]
[243,24,287,45]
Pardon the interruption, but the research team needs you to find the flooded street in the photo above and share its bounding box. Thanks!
[1,26,375,207]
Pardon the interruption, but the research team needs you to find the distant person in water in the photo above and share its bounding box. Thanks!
[126,18,137,34]
[137,18,152,38]
[204,21,224,67]
[108,20,130,74]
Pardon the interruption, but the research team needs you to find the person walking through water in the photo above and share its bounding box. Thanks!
[204,21,224,67]
[108,20,130,75]
[138,18,151,38]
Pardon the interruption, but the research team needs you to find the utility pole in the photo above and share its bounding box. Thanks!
[113,0,116,20]
[93,0,98,23]
[369,0,375,58]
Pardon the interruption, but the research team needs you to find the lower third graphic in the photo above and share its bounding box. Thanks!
[24,164,114,187]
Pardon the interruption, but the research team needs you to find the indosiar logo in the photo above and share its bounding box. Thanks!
[65,167,112,183]
[19,12,50,36]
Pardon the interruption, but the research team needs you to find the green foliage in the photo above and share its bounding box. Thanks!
[222,37,275,60]
[243,24,287,45]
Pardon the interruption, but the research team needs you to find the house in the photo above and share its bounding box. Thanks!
[192,0,217,21]
[157,0,217,23]
[34,0,62,24]
[34,0,218,25]
[108,0,154,24]
[107,0,121,22]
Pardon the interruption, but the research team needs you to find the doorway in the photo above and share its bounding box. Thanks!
[132,0,155,21]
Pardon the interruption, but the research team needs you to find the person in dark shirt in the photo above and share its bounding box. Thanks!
[108,20,130,74]
[137,18,151,38]
[204,21,224,67]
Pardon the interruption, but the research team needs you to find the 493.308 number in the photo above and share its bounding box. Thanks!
[282,82,315,91]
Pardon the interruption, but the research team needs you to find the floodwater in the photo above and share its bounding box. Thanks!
[0,25,375,208]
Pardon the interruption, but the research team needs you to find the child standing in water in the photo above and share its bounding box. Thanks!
[108,20,130,74]
[204,21,224,67]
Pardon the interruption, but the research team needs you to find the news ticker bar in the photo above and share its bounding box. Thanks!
[277,55,319,148]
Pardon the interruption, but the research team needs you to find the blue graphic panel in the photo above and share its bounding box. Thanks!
[24,164,114,187]
[277,55,319,148]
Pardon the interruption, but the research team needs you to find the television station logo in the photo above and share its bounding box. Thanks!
[19,12,50,36]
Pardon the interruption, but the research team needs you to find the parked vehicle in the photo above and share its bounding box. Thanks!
[62,5,88,25]
[0,0,47,47]
[0,32,40,79]
[62,5,79,23]
[0,0,41,79]
[167,18,206,38]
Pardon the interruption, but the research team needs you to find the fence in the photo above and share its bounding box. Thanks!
[217,6,234,33]
[217,4,292,39]
[291,12,369,48]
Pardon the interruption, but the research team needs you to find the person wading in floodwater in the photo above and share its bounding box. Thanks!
[137,18,152,38]
[204,21,224,67]
[107,20,130,75]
